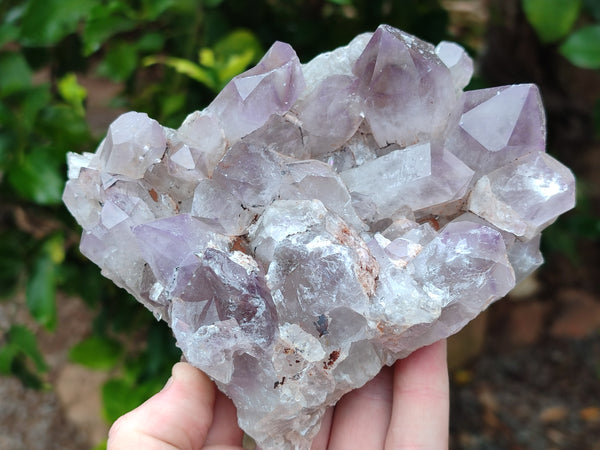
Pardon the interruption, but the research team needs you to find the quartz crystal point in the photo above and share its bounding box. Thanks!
[63,25,576,449]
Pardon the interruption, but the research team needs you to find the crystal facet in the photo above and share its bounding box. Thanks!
[63,25,576,450]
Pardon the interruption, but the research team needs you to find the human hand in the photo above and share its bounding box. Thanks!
[107,340,449,449]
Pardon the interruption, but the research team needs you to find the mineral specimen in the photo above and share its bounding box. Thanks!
[63,25,575,449]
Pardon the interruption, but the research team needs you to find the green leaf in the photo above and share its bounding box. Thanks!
[60,261,104,307]
[0,23,19,47]
[213,29,263,64]
[10,355,46,389]
[101,379,136,422]
[7,147,65,204]
[584,0,600,20]
[217,50,256,88]
[102,378,161,422]
[160,93,186,119]
[136,33,165,52]
[122,356,145,385]
[144,324,180,376]
[204,0,224,7]
[82,6,137,56]
[19,0,95,46]
[0,52,32,97]
[0,230,27,298]
[0,325,47,376]
[151,0,196,13]
[0,131,12,165]
[25,235,64,330]
[0,344,19,374]
[46,233,65,265]
[3,3,27,25]
[9,324,47,372]
[19,84,52,132]
[560,25,600,68]
[25,258,56,329]
[97,41,139,82]
[199,48,216,67]
[144,55,217,90]
[69,336,124,370]
[211,29,263,90]
[327,0,354,4]
[58,73,87,116]
[92,441,107,450]
[141,0,179,20]
[0,101,12,127]
[522,0,582,43]
[38,104,91,149]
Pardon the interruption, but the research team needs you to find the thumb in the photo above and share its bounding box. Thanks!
[107,362,216,450]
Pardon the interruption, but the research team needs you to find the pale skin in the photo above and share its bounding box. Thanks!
[107,340,449,450]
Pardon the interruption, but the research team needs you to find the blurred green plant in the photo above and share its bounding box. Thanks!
[0,324,48,389]
[0,0,223,428]
[522,0,600,261]
[522,0,600,69]
[543,181,600,263]
[522,0,582,43]
[561,25,600,68]
[69,319,181,423]
[144,29,263,93]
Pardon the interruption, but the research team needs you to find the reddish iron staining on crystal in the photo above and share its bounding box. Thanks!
[333,224,379,296]
[231,236,249,254]
[420,216,440,231]
[323,350,340,370]
[148,188,159,202]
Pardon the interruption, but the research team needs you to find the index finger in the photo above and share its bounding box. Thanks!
[385,340,449,449]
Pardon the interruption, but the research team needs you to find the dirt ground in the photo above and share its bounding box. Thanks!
[449,269,600,449]
[0,295,108,449]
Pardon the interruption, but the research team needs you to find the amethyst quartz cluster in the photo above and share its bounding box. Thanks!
[64,25,575,449]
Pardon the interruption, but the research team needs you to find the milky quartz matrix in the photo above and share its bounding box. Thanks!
[64,25,575,449]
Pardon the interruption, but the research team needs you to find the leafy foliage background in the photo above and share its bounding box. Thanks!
[0,0,598,446]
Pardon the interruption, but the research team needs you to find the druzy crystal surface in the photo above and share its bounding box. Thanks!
[64,25,575,449]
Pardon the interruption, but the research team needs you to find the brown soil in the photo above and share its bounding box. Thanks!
[0,295,109,449]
